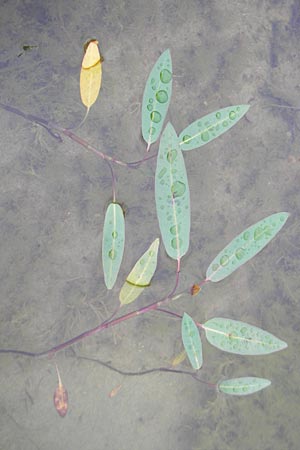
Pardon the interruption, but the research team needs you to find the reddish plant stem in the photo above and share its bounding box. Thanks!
[0,269,188,358]
[0,103,157,168]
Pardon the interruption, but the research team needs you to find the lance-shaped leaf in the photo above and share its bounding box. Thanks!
[119,238,159,305]
[181,313,203,370]
[142,49,172,150]
[206,212,289,282]
[80,39,102,109]
[155,123,190,259]
[102,203,125,289]
[218,377,271,396]
[178,105,250,151]
[203,318,287,355]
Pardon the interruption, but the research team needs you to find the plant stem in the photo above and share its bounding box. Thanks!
[0,103,157,168]
[0,271,194,359]
[76,354,217,389]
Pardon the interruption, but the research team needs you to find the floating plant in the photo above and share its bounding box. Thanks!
[0,45,290,415]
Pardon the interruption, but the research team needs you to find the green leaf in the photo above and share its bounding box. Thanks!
[181,313,203,370]
[119,238,159,305]
[102,203,125,289]
[218,377,271,396]
[155,122,190,259]
[203,317,287,355]
[142,49,172,149]
[178,105,250,151]
[206,212,289,282]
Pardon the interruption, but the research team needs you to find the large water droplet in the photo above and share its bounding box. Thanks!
[182,135,191,143]
[171,181,186,198]
[170,225,180,235]
[108,249,117,260]
[220,254,229,266]
[149,250,154,257]
[160,69,172,83]
[216,111,221,119]
[150,111,162,123]
[112,231,118,239]
[235,247,245,260]
[148,126,156,135]
[171,237,182,249]
[156,90,168,103]
[229,110,236,120]
[167,149,177,163]
[201,131,210,142]
[243,231,250,240]
[222,120,228,127]
[147,104,153,111]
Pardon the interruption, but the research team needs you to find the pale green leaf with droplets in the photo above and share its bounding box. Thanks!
[155,122,190,259]
[203,317,287,355]
[181,313,203,370]
[178,105,250,151]
[102,203,125,289]
[142,49,172,149]
[119,238,159,305]
[218,377,271,396]
[206,212,289,282]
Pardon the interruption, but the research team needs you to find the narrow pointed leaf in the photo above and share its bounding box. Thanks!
[181,313,203,370]
[179,105,250,151]
[203,317,287,355]
[218,377,271,396]
[142,49,172,149]
[119,238,159,305]
[80,39,102,109]
[206,212,289,282]
[155,123,190,259]
[102,203,125,289]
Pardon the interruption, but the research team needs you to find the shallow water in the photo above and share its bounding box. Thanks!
[0,1,300,449]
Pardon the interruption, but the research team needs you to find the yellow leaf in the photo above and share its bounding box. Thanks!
[171,350,186,367]
[80,39,102,109]
[119,239,159,306]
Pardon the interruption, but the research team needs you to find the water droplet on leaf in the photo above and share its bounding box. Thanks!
[109,249,117,260]
[156,90,168,103]
[171,181,186,197]
[160,69,172,83]
[182,135,191,143]
[235,247,245,260]
[220,255,229,266]
[171,237,182,249]
[150,111,162,123]
[201,131,209,142]
[167,149,177,163]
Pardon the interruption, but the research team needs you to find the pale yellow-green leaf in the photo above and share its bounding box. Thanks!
[119,238,159,305]
[80,40,102,109]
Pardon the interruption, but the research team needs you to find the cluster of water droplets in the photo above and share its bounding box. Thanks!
[180,106,242,148]
[146,65,172,140]
[156,140,190,251]
[210,215,286,275]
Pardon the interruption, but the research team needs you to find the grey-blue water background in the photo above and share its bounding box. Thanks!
[0,1,299,449]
